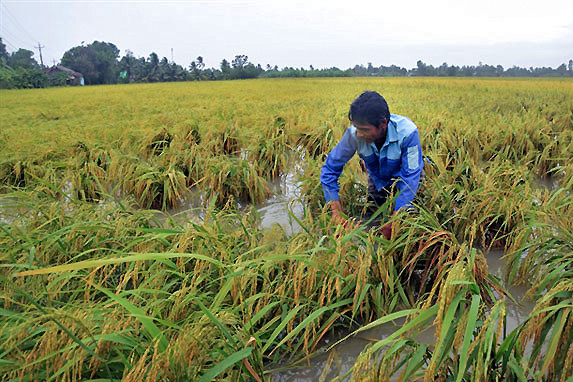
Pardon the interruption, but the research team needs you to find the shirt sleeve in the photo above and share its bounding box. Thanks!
[395,129,423,211]
[320,127,357,202]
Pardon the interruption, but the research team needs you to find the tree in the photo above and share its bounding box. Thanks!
[203,68,218,81]
[220,59,231,79]
[0,38,9,63]
[7,49,39,70]
[0,40,48,89]
[145,52,160,82]
[61,41,120,85]
[447,64,459,77]
[232,55,249,69]
[556,63,567,76]
[475,63,497,76]
[49,71,69,86]
[352,64,367,76]
[438,62,449,76]
[189,56,205,81]
[158,57,170,82]
[119,50,137,83]
[416,60,428,76]
[195,56,204,70]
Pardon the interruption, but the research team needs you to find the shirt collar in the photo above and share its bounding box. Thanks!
[387,116,399,142]
[368,116,398,152]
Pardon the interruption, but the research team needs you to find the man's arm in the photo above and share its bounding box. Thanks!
[321,127,357,218]
[395,129,424,211]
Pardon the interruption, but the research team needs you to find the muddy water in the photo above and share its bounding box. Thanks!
[0,168,305,232]
[270,316,435,381]
[157,170,305,234]
[257,172,304,235]
[0,196,19,224]
[269,250,535,381]
[486,250,535,334]
[535,176,560,191]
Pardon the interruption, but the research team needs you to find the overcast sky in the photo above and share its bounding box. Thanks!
[1,0,572,70]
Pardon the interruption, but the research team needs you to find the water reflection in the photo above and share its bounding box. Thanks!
[157,169,305,234]
[257,171,303,235]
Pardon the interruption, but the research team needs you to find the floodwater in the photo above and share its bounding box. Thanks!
[535,175,561,192]
[268,250,535,382]
[0,167,306,233]
[155,169,305,234]
[255,171,304,235]
[269,315,435,381]
[0,196,18,224]
[486,250,535,334]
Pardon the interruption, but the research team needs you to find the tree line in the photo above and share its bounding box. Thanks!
[1,39,572,89]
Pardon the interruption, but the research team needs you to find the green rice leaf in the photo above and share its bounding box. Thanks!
[243,301,280,333]
[456,293,480,382]
[328,308,418,351]
[15,252,225,276]
[430,289,466,372]
[369,305,438,354]
[269,297,353,356]
[198,347,253,382]
[195,300,237,348]
[261,304,304,354]
[93,284,169,352]
[540,309,567,375]
[401,344,427,380]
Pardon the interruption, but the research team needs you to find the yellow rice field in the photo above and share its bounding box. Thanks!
[1,77,572,381]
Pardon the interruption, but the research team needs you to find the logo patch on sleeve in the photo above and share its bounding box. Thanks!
[407,145,419,170]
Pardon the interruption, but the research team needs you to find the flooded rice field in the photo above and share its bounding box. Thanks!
[2,78,572,381]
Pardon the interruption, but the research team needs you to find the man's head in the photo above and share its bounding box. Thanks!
[348,91,390,143]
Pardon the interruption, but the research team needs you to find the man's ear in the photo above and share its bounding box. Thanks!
[379,119,389,130]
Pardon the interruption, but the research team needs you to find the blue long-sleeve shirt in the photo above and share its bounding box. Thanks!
[320,114,423,211]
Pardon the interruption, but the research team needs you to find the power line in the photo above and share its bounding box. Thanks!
[1,2,39,46]
[1,28,35,49]
[1,3,37,43]
[1,37,18,51]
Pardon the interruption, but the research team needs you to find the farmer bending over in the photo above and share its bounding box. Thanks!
[320,91,424,239]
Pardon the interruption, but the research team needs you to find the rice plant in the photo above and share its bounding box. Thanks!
[249,116,291,178]
[1,77,572,381]
[69,142,110,202]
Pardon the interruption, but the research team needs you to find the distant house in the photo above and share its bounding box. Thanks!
[45,65,85,86]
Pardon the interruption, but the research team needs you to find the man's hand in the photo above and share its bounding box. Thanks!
[380,211,398,240]
[329,200,359,238]
[329,200,347,226]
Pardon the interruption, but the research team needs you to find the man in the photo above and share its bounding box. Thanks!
[320,91,424,239]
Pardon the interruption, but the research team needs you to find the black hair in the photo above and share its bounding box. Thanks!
[348,91,390,127]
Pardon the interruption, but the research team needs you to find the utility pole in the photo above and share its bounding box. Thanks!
[35,43,45,67]
[171,48,174,64]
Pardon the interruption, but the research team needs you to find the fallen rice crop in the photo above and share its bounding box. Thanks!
[1,77,572,381]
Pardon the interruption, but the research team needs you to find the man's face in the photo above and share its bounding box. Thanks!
[354,121,387,143]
